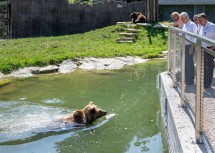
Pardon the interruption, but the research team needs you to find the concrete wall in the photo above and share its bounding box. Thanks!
[9,0,146,38]
[159,72,209,153]
[159,5,215,23]
[159,74,183,153]
[0,1,9,38]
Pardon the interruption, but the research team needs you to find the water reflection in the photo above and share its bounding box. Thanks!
[125,133,163,153]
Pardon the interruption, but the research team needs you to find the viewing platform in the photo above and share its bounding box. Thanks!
[159,26,215,153]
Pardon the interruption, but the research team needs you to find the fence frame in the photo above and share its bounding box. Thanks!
[167,26,215,142]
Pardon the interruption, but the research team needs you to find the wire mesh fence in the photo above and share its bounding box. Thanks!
[202,49,215,149]
[175,34,182,84]
[184,44,197,115]
[167,26,215,150]
[168,31,182,86]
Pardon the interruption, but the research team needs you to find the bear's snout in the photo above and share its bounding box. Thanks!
[99,109,107,116]
[102,110,107,115]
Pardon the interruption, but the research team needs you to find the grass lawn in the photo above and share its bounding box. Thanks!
[0,25,168,74]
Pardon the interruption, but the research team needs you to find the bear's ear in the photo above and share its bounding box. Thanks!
[73,111,85,124]
[137,12,140,15]
[89,101,94,105]
[85,108,96,124]
[129,12,133,18]
[90,107,96,114]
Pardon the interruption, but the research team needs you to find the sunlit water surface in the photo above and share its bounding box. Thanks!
[0,60,167,153]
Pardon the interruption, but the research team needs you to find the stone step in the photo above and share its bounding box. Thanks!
[119,33,137,37]
[136,23,152,27]
[123,24,138,28]
[116,22,131,25]
[162,50,168,54]
[117,40,134,43]
[127,29,141,32]
[117,37,134,41]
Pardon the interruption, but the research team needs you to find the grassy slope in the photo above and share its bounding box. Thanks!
[0,25,168,74]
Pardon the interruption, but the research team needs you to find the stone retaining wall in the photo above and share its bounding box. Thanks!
[9,0,146,38]
[0,1,9,39]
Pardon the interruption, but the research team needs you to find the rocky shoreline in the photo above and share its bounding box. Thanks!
[0,56,148,79]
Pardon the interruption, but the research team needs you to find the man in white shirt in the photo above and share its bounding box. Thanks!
[180,12,198,85]
[198,13,215,88]
[193,14,201,34]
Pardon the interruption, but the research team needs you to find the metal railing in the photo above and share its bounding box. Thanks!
[167,26,215,147]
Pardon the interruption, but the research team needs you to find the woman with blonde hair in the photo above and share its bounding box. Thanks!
[171,12,184,28]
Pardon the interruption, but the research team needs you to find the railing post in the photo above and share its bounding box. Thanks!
[167,28,171,74]
[181,33,185,107]
[172,32,177,87]
[195,39,203,142]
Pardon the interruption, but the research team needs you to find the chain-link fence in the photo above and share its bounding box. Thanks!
[202,48,215,150]
[167,26,215,150]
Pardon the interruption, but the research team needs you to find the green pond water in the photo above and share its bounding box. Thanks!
[0,60,167,153]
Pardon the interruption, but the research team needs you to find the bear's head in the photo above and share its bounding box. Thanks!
[84,102,107,124]
[129,12,140,19]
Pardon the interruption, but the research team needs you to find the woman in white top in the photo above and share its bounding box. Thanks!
[171,12,184,29]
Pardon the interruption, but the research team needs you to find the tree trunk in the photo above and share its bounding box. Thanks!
[146,0,159,23]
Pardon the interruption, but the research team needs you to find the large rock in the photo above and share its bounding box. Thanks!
[0,72,4,78]
[9,67,39,78]
[7,65,58,78]
[39,65,59,74]
[78,57,128,70]
[132,56,148,64]
[78,58,98,70]
[4,56,148,78]
[59,60,78,74]
[116,56,147,65]
[103,59,126,70]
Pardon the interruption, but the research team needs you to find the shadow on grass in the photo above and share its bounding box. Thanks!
[145,25,167,45]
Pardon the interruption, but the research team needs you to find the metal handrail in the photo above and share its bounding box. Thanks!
[167,25,215,143]
[169,26,215,47]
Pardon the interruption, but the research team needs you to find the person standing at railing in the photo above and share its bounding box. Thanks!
[193,15,201,34]
[180,12,197,85]
[198,13,215,88]
[171,12,184,29]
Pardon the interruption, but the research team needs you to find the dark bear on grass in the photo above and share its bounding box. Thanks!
[129,12,146,24]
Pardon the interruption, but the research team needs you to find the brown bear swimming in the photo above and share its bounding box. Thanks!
[60,102,107,125]
[129,12,146,24]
